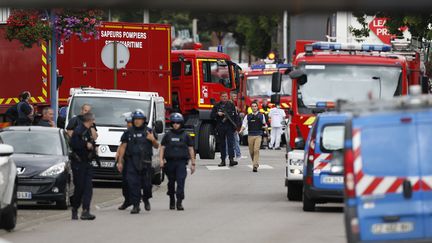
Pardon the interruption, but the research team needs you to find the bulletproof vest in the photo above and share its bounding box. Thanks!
[247,113,264,135]
[17,102,27,119]
[164,130,189,160]
[126,126,153,170]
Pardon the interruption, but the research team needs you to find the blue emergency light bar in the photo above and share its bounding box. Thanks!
[310,42,392,52]
[250,63,292,70]
[316,101,336,108]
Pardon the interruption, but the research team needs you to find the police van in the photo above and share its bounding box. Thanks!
[341,87,432,243]
[66,88,165,184]
[302,112,346,212]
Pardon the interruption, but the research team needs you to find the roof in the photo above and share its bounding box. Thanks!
[70,88,158,100]
[339,94,432,116]
[295,52,407,66]
[1,126,61,133]
[317,112,349,123]
[171,50,231,60]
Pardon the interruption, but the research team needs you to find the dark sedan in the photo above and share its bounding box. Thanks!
[0,126,71,209]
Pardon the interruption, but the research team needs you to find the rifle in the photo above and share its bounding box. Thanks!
[219,107,238,129]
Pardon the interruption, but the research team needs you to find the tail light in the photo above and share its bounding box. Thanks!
[305,139,315,186]
[344,149,356,198]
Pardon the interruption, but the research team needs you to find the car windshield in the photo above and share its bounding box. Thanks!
[298,65,402,108]
[69,97,151,127]
[247,75,292,97]
[321,125,344,151]
[0,131,63,156]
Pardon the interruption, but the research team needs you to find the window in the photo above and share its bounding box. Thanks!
[172,62,181,80]
[202,61,231,88]
[321,125,344,152]
[184,62,192,76]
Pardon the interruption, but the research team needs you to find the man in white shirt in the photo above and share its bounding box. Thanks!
[239,102,267,172]
[268,105,286,150]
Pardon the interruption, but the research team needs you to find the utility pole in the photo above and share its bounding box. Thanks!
[50,10,58,122]
[143,9,149,23]
[283,10,288,63]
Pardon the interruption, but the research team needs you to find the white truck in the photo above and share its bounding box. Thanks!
[66,88,166,184]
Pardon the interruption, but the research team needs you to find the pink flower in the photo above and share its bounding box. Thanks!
[90,18,96,25]
[84,17,89,22]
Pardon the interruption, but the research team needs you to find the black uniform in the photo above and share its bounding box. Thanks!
[161,129,193,200]
[16,101,32,126]
[121,126,154,207]
[210,101,238,162]
[69,124,94,211]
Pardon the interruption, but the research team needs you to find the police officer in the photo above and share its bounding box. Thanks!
[66,104,97,140]
[117,110,159,214]
[117,113,133,210]
[210,92,239,167]
[69,112,97,220]
[160,113,195,211]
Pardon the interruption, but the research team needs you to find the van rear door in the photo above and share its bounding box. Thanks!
[314,124,344,189]
[417,110,432,239]
[353,112,425,241]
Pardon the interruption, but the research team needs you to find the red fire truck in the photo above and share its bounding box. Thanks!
[273,40,423,201]
[238,63,292,113]
[170,50,241,159]
[0,21,171,127]
[0,20,242,160]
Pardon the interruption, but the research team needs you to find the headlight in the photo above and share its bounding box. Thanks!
[39,162,65,177]
[289,159,303,166]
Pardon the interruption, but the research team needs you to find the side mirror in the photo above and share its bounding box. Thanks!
[0,144,14,157]
[294,137,305,149]
[421,76,430,94]
[289,70,307,86]
[271,94,280,105]
[155,120,164,134]
[272,72,282,92]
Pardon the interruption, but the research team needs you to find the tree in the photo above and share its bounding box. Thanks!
[351,12,432,41]
[235,14,280,59]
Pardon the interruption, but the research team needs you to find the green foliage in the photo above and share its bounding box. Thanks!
[235,14,280,58]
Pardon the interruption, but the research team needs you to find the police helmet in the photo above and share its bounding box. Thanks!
[132,109,146,120]
[170,113,184,123]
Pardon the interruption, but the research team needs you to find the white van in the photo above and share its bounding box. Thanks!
[66,88,165,184]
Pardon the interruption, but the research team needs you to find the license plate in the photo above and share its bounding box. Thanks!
[100,161,115,168]
[17,191,32,199]
[321,176,344,184]
[372,222,414,234]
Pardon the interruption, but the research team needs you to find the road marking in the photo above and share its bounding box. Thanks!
[247,165,274,169]
[206,166,230,171]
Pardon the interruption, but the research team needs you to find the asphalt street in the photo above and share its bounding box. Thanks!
[0,146,346,243]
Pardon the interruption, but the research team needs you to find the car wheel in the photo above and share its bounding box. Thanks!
[2,183,17,231]
[56,184,70,210]
[198,123,216,159]
[287,181,302,201]
[302,193,316,212]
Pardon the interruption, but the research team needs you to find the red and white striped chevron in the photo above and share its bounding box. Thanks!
[353,129,432,197]
[313,153,332,174]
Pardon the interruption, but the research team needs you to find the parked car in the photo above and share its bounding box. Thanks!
[342,89,432,243]
[0,144,17,231]
[0,127,71,209]
[302,112,347,211]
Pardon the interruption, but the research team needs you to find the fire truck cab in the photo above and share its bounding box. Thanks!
[273,41,414,201]
[238,63,292,113]
[170,50,241,159]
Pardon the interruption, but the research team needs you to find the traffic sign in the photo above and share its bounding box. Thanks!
[369,18,392,44]
[101,41,130,69]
